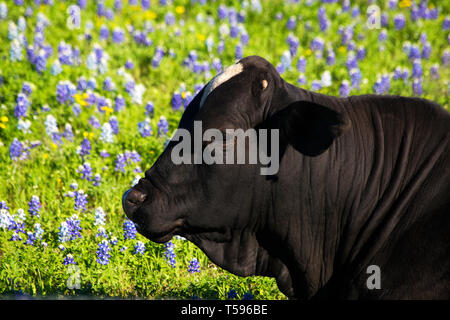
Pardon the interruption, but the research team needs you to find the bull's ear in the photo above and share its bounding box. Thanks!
[269,101,350,156]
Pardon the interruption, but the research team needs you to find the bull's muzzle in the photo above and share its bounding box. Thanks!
[122,188,147,220]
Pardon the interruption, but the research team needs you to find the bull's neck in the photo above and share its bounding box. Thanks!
[263,88,363,299]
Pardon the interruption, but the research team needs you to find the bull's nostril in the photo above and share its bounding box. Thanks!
[126,189,147,205]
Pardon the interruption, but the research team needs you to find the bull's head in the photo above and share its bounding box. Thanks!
[122,56,349,298]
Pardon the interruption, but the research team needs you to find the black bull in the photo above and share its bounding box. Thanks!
[122,56,450,299]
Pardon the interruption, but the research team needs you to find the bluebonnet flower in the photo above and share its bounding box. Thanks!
[165,12,175,25]
[14,93,29,118]
[8,216,26,241]
[310,37,324,52]
[50,60,62,75]
[339,80,351,97]
[77,162,93,181]
[100,122,114,143]
[318,7,329,32]
[74,190,88,211]
[243,291,254,300]
[286,16,296,30]
[171,92,182,110]
[321,71,332,88]
[96,227,107,238]
[56,81,76,105]
[103,77,115,91]
[94,207,106,226]
[379,29,388,44]
[86,45,109,73]
[356,46,366,60]
[24,232,36,245]
[326,50,335,66]
[34,223,44,240]
[297,74,307,86]
[115,153,128,172]
[125,60,134,69]
[227,289,238,299]
[93,173,101,187]
[443,50,450,66]
[373,75,390,95]
[422,42,431,59]
[45,114,58,137]
[21,82,32,96]
[218,5,227,19]
[134,241,146,255]
[444,17,450,30]
[145,101,154,117]
[28,195,41,217]
[115,95,125,112]
[412,79,423,96]
[9,138,23,161]
[63,254,75,265]
[58,215,82,242]
[430,64,439,79]
[296,56,306,73]
[34,50,47,73]
[0,208,13,229]
[188,258,200,273]
[240,32,249,46]
[340,26,353,46]
[0,2,7,20]
[164,241,176,268]
[230,24,239,38]
[311,80,322,91]
[78,138,91,158]
[235,43,243,60]
[394,14,406,30]
[96,239,111,265]
[0,200,9,211]
[349,68,362,89]
[152,46,164,68]
[280,50,292,71]
[157,116,169,136]
[99,25,109,40]
[10,40,23,61]
[131,84,146,105]
[107,116,119,135]
[63,123,74,141]
[351,5,360,18]
[123,218,137,240]
[99,150,110,158]
[217,40,225,55]
[412,59,422,78]
[16,208,26,223]
[138,118,153,138]
[408,45,421,60]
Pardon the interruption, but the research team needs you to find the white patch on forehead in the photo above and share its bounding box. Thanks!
[199,62,244,109]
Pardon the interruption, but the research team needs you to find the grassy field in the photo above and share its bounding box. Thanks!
[0,0,448,299]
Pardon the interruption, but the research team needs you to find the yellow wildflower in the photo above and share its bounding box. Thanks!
[83,131,94,139]
[175,6,185,14]
[145,11,157,20]
[196,34,206,42]
[305,49,312,56]
[1,116,8,122]
[100,106,114,116]
[399,0,412,8]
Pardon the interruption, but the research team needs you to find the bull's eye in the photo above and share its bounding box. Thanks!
[261,79,268,90]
